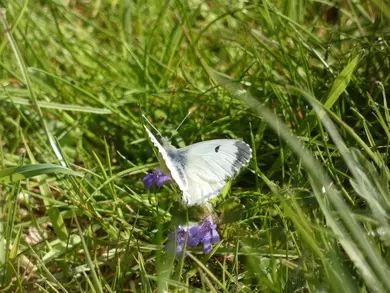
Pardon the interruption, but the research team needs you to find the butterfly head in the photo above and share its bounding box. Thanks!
[161,136,176,150]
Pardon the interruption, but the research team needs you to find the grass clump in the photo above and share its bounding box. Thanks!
[1,0,390,292]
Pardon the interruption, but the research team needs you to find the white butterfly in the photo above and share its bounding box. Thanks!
[144,124,252,206]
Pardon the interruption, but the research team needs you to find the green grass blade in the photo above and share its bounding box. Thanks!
[0,163,83,183]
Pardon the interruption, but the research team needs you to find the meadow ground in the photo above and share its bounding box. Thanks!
[1,1,390,292]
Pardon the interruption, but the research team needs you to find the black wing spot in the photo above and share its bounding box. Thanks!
[215,145,220,153]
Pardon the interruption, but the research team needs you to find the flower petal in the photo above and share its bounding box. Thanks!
[187,226,201,246]
[156,174,171,187]
[176,227,187,245]
[142,173,155,188]
[202,237,213,254]
[211,229,220,244]
[143,169,171,189]
[176,242,184,257]
[165,216,221,257]
[154,169,171,187]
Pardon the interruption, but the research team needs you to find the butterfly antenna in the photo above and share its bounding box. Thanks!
[142,114,163,138]
[171,111,191,139]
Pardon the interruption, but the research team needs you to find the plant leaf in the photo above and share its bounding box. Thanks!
[324,54,359,109]
[0,163,83,183]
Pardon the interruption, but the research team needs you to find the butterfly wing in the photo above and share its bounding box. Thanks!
[178,140,252,206]
[144,125,252,206]
[144,126,188,191]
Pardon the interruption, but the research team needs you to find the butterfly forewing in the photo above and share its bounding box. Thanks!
[144,126,188,191]
[178,140,252,205]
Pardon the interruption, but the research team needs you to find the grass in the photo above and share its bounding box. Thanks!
[1,0,390,292]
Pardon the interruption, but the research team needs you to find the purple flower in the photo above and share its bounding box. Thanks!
[143,169,171,189]
[166,216,220,257]
[167,225,200,257]
[198,216,220,254]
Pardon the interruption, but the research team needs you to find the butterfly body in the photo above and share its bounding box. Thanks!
[144,125,252,206]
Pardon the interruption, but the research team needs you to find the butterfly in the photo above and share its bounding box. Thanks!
[144,121,252,206]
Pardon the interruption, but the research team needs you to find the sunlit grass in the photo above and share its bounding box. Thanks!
[0,0,390,292]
